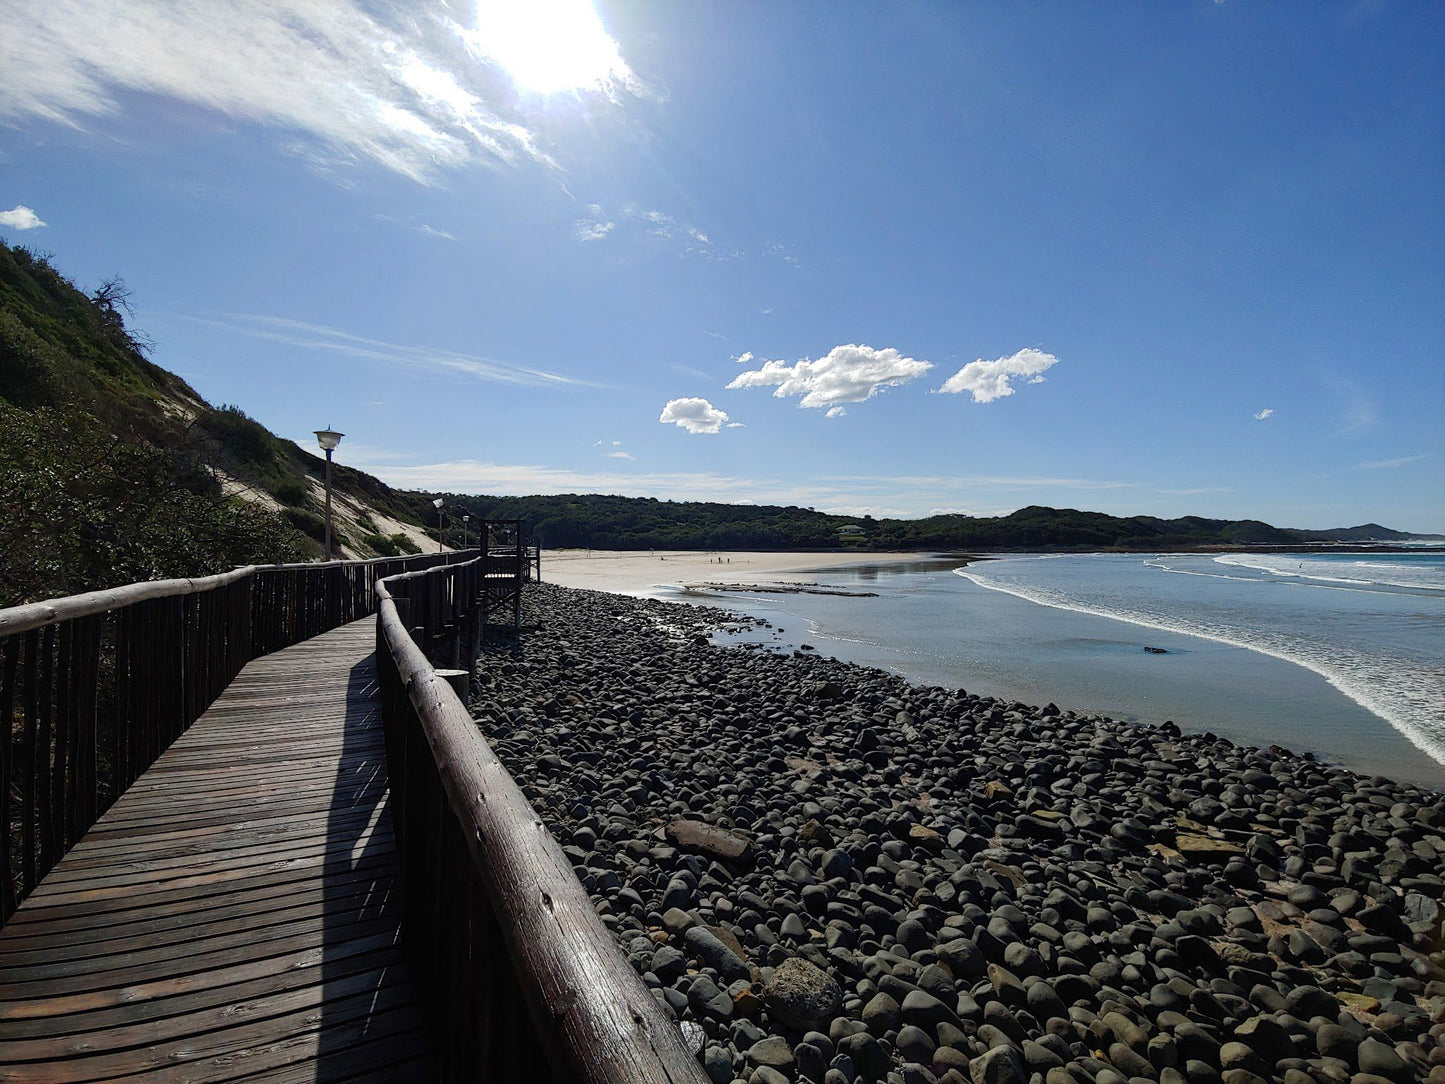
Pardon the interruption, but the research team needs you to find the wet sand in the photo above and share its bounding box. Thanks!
[541,549,930,597]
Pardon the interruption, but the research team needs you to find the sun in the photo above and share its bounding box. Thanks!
[472,0,631,95]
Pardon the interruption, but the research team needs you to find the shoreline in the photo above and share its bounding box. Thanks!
[474,583,1443,1084]
[546,549,1442,791]
[542,549,953,597]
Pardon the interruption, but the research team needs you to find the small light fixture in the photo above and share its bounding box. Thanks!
[314,427,344,560]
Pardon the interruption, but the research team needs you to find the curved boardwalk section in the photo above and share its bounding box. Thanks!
[0,620,432,1082]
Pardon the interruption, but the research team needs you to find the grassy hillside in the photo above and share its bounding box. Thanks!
[0,243,427,605]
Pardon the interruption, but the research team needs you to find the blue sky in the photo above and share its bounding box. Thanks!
[2,1,1441,530]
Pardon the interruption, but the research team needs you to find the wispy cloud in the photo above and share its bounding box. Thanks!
[351,458,1137,516]
[1322,374,1380,436]
[1339,398,1380,435]
[178,313,590,387]
[659,396,730,435]
[1358,454,1427,470]
[1254,407,1274,420]
[829,471,1135,492]
[728,344,933,411]
[593,438,634,460]
[571,201,725,256]
[0,0,645,182]
[415,223,455,240]
[574,218,614,241]
[936,348,1059,403]
[0,205,45,230]
[764,241,801,268]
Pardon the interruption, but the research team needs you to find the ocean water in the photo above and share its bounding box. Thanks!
[675,552,1445,790]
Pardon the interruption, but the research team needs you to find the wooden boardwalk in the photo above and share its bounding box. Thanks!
[0,620,433,1082]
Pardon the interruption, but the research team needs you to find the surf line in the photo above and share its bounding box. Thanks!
[952,566,1445,768]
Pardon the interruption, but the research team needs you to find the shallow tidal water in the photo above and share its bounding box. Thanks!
[663,552,1445,791]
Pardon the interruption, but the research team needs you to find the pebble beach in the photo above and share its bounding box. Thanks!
[471,582,1444,1084]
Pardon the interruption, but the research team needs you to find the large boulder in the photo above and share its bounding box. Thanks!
[761,956,842,1031]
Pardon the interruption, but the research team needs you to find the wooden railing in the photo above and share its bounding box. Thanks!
[0,550,474,922]
[375,560,706,1084]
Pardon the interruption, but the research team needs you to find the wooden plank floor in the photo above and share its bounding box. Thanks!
[0,620,434,1082]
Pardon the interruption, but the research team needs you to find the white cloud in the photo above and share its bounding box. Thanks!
[936,348,1059,403]
[0,0,627,182]
[659,396,729,435]
[826,406,846,418]
[1358,454,1426,470]
[574,218,614,241]
[727,344,933,410]
[416,223,455,240]
[179,313,590,387]
[0,205,45,230]
[1254,408,1275,420]
[725,421,746,428]
[604,450,635,460]
[733,351,754,365]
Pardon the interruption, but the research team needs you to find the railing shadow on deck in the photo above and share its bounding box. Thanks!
[376,557,708,1084]
[0,549,476,923]
[312,654,425,1080]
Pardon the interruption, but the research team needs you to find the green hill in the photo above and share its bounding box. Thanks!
[0,242,430,606]
[415,492,1437,553]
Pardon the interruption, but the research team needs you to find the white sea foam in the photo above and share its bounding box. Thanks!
[955,561,1445,768]
[1214,553,1445,593]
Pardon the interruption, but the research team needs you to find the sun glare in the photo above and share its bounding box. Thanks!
[473,0,630,95]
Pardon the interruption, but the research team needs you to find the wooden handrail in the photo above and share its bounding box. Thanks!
[0,551,480,636]
[374,564,706,1084]
[0,569,256,636]
[0,549,479,921]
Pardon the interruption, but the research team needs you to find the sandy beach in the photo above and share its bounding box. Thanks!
[541,549,931,596]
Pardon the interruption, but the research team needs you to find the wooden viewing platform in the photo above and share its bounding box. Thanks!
[0,619,432,1082]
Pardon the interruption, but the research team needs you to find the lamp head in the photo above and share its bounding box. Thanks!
[314,427,344,452]
[432,498,444,509]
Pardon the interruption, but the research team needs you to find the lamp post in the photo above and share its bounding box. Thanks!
[433,497,444,553]
[462,513,470,552]
[313,427,344,561]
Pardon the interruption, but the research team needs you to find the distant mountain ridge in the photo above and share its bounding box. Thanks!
[426,493,1441,553]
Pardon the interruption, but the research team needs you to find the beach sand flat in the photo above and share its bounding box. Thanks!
[540,549,927,596]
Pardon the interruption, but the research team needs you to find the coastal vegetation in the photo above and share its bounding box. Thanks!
[0,242,428,605]
[419,491,1429,554]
